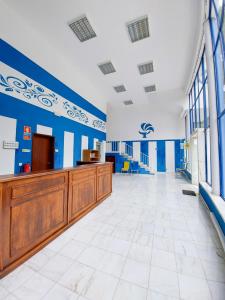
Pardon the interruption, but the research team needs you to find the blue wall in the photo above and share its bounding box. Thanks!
[0,39,106,173]
[157,140,166,172]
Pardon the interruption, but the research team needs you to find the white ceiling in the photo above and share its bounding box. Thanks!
[3,0,204,109]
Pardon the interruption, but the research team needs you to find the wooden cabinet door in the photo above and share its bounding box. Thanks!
[1,172,68,266]
[97,165,112,201]
[68,168,96,222]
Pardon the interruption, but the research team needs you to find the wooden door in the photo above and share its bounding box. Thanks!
[32,134,54,171]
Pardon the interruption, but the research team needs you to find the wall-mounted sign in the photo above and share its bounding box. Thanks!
[23,126,31,140]
[139,122,154,138]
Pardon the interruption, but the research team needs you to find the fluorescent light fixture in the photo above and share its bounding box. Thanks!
[69,15,97,42]
[123,100,133,105]
[138,61,154,75]
[144,85,156,93]
[114,85,126,93]
[98,61,116,75]
[127,15,150,43]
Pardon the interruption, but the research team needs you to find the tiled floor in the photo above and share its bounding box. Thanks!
[1,173,225,300]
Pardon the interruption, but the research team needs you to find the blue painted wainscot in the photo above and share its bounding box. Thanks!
[0,39,106,173]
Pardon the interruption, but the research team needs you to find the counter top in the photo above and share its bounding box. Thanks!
[0,162,113,183]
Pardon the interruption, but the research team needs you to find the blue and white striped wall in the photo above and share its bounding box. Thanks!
[107,139,184,172]
[0,39,106,174]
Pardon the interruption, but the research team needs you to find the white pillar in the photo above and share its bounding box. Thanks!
[204,19,220,195]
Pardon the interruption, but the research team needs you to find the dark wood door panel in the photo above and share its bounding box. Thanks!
[32,134,55,172]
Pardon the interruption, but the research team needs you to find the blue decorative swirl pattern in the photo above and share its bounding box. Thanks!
[63,101,89,124]
[0,74,58,107]
[0,72,106,131]
[92,120,106,131]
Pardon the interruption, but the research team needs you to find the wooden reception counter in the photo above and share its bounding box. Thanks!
[0,162,112,278]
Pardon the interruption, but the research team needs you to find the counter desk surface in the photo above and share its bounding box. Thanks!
[0,162,113,278]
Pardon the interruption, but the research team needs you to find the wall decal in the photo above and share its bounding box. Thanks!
[0,62,106,132]
[139,122,154,138]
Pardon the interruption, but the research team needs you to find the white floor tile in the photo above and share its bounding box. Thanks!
[149,266,180,298]
[59,261,95,294]
[77,246,107,269]
[176,254,205,278]
[201,260,225,283]
[0,285,9,299]
[208,280,225,300]
[13,272,55,300]
[81,271,118,300]
[25,248,56,271]
[121,258,150,288]
[1,265,36,292]
[151,249,177,272]
[59,240,87,260]
[42,284,79,300]
[113,280,147,300]
[128,243,152,264]
[178,273,211,300]
[39,254,74,282]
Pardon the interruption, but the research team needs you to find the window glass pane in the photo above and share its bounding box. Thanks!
[215,37,225,113]
[198,63,203,92]
[205,80,210,128]
[196,98,200,128]
[219,114,225,198]
[206,128,212,185]
[199,91,204,128]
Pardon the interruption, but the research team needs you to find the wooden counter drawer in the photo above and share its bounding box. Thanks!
[97,165,112,175]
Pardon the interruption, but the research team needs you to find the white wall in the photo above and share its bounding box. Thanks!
[0,116,17,175]
[63,131,74,168]
[107,102,185,141]
[0,2,107,113]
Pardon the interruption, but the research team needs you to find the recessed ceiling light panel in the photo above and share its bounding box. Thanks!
[98,61,116,75]
[127,16,150,43]
[144,85,156,93]
[138,61,154,75]
[69,15,96,42]
[114,85,126,93]
[123,100,133,106]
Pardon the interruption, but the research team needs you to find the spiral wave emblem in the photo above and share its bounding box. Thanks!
[139,122,154,138]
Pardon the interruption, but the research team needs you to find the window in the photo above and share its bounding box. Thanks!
[210,0,225,198]
[188,51,211,184]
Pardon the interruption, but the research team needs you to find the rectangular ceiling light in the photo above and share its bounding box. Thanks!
[114,85,126,93]
[127,16,150,43]
[123,100,133,106]
[69,15,96,42]
[98,61,116,75]
[138,61,154,75]
[144,85,156,93]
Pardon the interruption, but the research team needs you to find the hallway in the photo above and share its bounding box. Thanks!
[1,174,224,300]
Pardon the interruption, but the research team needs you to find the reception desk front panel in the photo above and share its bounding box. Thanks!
[0,162,112,278]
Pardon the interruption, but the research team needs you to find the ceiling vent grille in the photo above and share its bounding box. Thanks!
[114,85,126,93]
[144,85,156,93]
[69,15,96,42]
[138,61,154,75]
[98,61,116,75]
[123,100,133,106]
[127,16,150,43]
